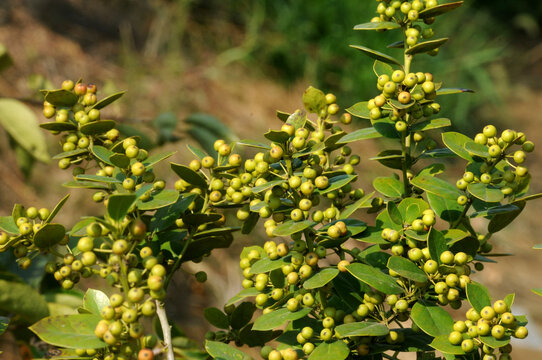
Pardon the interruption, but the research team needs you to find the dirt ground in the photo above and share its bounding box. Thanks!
[1,1,542,359]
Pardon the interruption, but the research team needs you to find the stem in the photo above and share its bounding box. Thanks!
[451,201,472,229]
[156,300,174,360]
[401,131,412,197]
[118,256,131,295]
[164,232,193,288]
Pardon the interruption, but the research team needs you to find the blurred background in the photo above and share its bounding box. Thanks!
[1,0,542,358]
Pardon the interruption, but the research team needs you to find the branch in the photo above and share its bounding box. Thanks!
[155,300,174,360]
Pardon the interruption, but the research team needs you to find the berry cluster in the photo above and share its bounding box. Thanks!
[447,300,527,359]
[368,70,441,136]
[0,206,52,269]
[373,0,440,28]
[456,126,535,205]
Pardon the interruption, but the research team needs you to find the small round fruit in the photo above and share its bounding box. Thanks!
[483,125,497,138]
[448,331,462,345]
[480,306,496,320]
[461,339,475,353]
[398,91,411,104]
[514,326,528,339]
[138,349,154,360]
[423,260,438,274]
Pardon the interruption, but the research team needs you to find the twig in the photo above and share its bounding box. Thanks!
[155,300,174,360]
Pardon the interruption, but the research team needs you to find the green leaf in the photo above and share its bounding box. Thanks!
[339,191,374,219]
[34,223,66,249]
[170,163,207,188]
[411,173,460,199]
[242,212,259,235]
[252,307,311,331]
[387,201,403,225]
[137,189,180,211]
[531,288,542,297]
[0,99,50,162]
[204,307,230,329]
[292,142,326,159]
[354,21,401,31]
[42,89,78,107]
[350,45,402,66]
[109,154,130,169]
[52,149,88,160]
[371,149,403,170]
[317,175,357,195]
[346,263,403,294]
[264,130,290,144]
[437,88,474,95]
[470,204,519,218]
[302,86,326,114]
[285,109,307,129]
[479,335,510,349]
[372,117,400,138]
[467,183,504,203]
[40,121,78,132]
[183,213,222,227]
[0,279,49,323]
[426,192,463,223]
[488,200,525,232]
[80,120,116,135]
[226,288,260,306]
[303,268,340,290]
[389,98,415,110]
[406,38,448,55]
[430,335,465,355]
[346,101,370,119]
[411,302,454,337]
[443,229,469,244]
[251,179,286,194]
[150,194,196,232]
[30,314,106,349]
[466,282,491,313]
[142,151,176,168]
[335,322,389,337]
[90,91,125,110]
[0,215,19,234]
[504,293,515,308]
[398,198,429,223]
[231,302,256,330]
[249,256,291,274]
[419,1,463,19]
[107,194,136,222]
[75,174,121,184]
[236,139,270,150]
[205,341,252,360]
[373,176,404,198]
[412,118,451,131]
[193,227,239,240]
[337,127,382,144]
[46,194,70,223]
[441,132,474,162]
[273,220,316,237]
[0,316,8,335]
[63,180,110,190]
[428,228,447,265]
[464,141,489,158]
[373,60,394,77]
[83,289,110,316]
[308,341,349,360]
[387,256,427,283]
[90,145,115,166]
